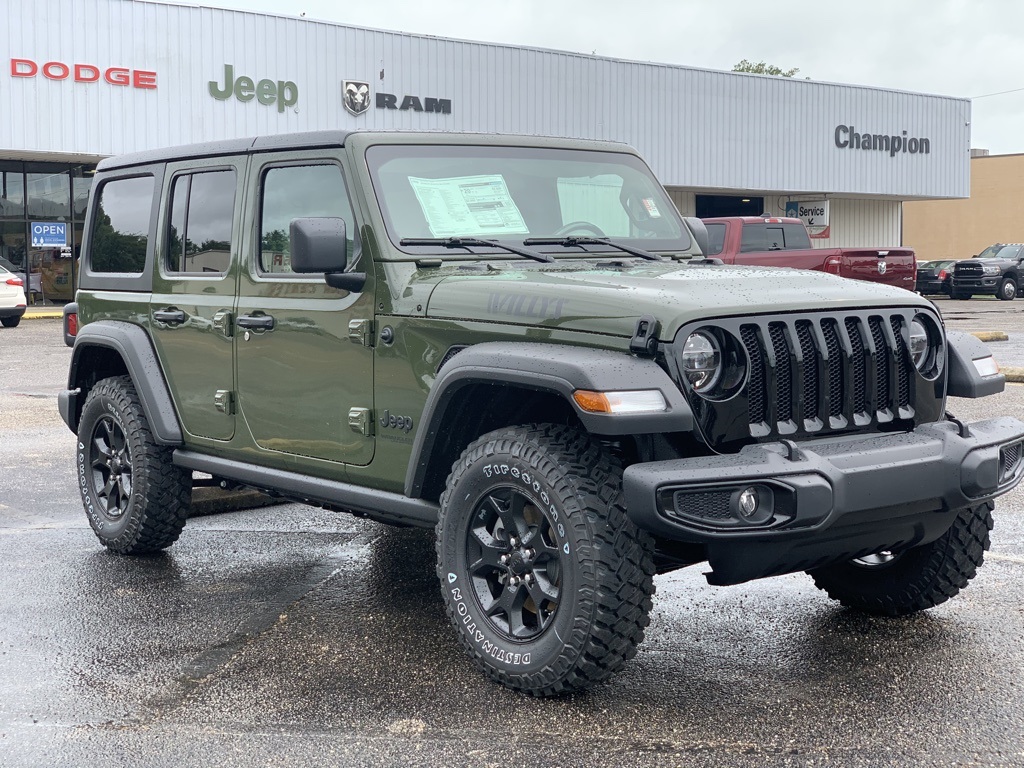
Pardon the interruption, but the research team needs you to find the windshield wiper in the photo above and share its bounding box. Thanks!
[523,236,663,261]
[400,237,555,263]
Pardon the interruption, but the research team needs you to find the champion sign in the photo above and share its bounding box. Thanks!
[10,58,157,89]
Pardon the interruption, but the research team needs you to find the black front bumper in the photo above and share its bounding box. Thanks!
[951,276,999,294]
[623,417,1024,585]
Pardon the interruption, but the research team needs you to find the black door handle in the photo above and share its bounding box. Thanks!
[237,314,275,331]
[153,308,187,325]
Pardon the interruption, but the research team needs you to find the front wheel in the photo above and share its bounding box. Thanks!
[998,277,1017,301]
[436,425,655,696]
[808,501,993,616]
[77,375,192,554]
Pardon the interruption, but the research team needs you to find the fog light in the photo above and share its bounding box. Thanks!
[738,487,759,518]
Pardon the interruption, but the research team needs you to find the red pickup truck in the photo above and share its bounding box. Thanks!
[701,216,916,291]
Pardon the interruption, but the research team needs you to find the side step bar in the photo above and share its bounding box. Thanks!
[173,450,439,529]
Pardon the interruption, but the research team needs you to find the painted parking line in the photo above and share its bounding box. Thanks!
[988,553,1024,565]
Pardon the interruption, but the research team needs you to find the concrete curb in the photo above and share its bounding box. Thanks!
[1001,367,1024,384]
[23,311,63,320]
[972,331,1009,342]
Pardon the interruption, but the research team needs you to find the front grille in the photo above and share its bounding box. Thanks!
[1000,442,1022,483]
[955,262,983,276]
[673,490,732,521]
[737,312,916,437]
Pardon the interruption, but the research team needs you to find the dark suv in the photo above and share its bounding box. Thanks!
[950,243,1024,300]
[58,130,1024,696]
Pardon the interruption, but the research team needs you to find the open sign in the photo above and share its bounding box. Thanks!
[30,221,67,248]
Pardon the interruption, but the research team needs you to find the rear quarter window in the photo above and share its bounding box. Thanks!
[89,176,155,274]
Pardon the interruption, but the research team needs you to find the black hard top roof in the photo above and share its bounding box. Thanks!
[97,130,353,171]
[95,130,633,172]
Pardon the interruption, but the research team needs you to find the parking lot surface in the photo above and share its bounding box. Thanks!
[2,305,1024,767]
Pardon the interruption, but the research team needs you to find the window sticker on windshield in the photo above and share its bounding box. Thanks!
[408,175,529,237]
[641,198,661,218]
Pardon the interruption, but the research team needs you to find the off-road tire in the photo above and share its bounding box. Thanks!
[77,375,191,554]
[436,424,655,696]
[808,501,993,616]
[998,277,1017,301]
[0,316,21,328]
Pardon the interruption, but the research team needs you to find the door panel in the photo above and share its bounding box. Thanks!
[234,153,374,466]
[149,161,242,441]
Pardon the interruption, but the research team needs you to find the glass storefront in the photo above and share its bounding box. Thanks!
[0,161,95,304]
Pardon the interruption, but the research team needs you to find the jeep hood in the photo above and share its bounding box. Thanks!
[423,261,932,339]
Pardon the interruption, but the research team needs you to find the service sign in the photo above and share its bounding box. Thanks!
[785,200,830,239]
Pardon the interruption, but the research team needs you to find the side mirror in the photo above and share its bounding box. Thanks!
[289,217,365,292]
[290,218,348,272]
[683,216,710,256]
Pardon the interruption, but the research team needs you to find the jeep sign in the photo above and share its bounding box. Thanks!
[209,64,298,112]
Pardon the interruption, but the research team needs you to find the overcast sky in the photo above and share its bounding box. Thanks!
[173,0,1024,155]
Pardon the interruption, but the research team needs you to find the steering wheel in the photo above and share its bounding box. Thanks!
[553,221,607,238]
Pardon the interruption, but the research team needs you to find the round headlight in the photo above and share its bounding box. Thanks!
[682,331,722,393]
[908,318,930,370]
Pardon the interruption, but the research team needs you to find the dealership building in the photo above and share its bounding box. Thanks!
[1,0,970,301]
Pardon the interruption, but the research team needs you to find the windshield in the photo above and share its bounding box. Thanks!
[975,245,1021,260]
[366,144,690,256]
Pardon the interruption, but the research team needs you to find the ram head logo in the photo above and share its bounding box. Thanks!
[342,80,371,116]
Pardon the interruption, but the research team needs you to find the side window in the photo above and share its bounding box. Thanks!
[89,176,155,273]
[704,223,726,256]
[167,170,236,274]
[740,224,766,253]
[782,223,812,249]
[259,164,355,275]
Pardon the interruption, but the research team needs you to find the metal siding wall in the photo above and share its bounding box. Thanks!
[665,188,696,217]
[1,0,968,199]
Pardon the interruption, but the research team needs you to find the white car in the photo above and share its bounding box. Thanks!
[0,265,27,328]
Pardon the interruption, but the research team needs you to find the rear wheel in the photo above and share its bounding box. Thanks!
[808,501,993,616]
[952,292,972,300]
[77,375,191,554]
[998,277,1017,301]
[0,316,20,328]
[436,424,655,696]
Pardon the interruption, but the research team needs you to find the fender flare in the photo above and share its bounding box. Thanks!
[404,342,693,498]
[64,321,183,444]
[945,330,1004,399]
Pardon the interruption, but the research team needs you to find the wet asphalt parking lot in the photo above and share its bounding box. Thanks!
[1,298,1024,767]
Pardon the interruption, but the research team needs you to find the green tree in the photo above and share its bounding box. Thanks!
[732,59,799,77]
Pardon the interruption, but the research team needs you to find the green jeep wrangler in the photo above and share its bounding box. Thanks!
[60,131,1024,696]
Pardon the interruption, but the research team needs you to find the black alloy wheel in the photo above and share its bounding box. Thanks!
[76,375,191,554]
[466,486,563,640]
[436,424,655,696]
[88,414,134,519]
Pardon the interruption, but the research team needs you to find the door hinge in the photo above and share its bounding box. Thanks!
[348,407,373,436]
[348,319,374,347]
[214,390,235,414]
